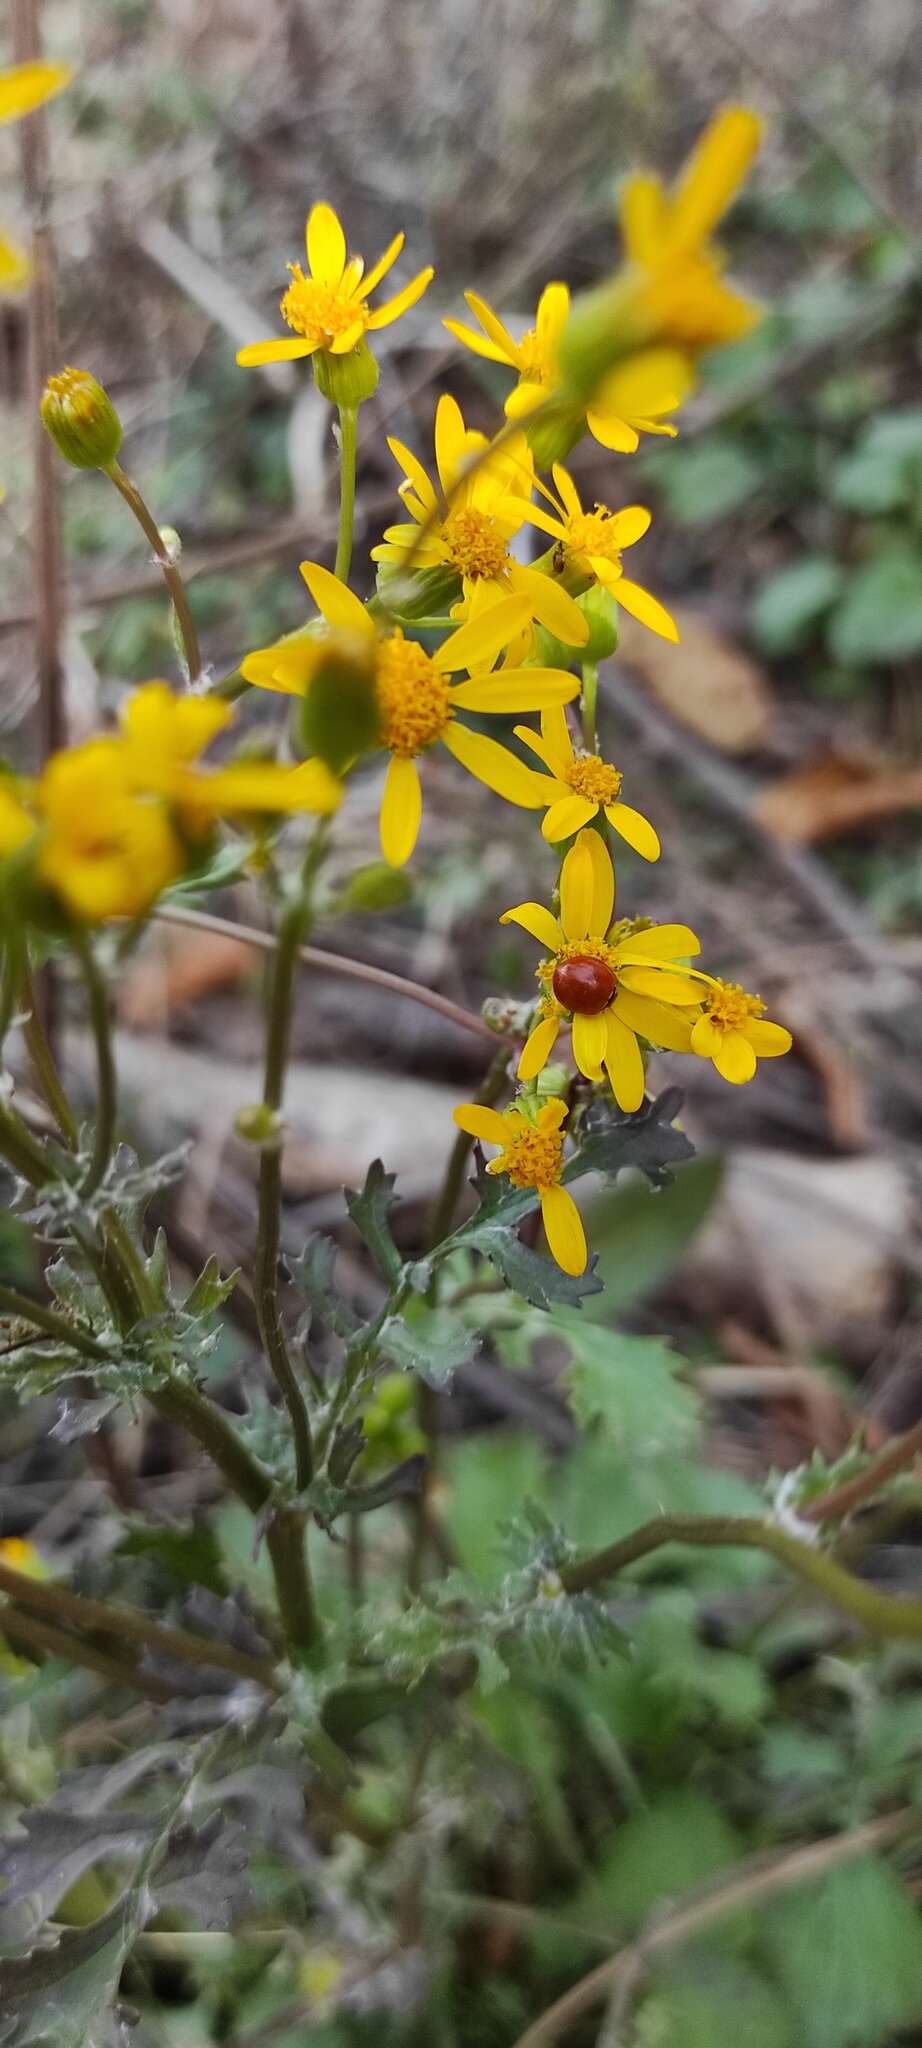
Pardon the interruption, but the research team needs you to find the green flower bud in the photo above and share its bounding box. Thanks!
[341,861,413,913]
[311,339,379,407]
[557,276,653,402]
[235,1102,283,1146]
[298,639,380,774]
[535,1062,571,1100]
[532,584,619,669]
[525,400,584,471]
[374,562,460,622]
[40,366,123,471]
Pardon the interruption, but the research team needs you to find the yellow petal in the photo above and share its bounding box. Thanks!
[505,380,548,420]
[518,1014,560,1082]
[367,269,434,329]
[540,1184,587,1276]
[508,498,568,543]
[299,561,374,637]
[499,902,563,952]
[441,722,547,807]
[691,1014,723,1058]
[330,320,365,354]
[668,106,763,255]
[613,990,694,1053]
[586,410,640,454]
[0,61,72,125]
[572,1010,607,1080]
[618,923,700,960]
[603,1014,646,1113]
[0,231,29,289]
[598,347,691,421]
[306,202,346,284]
[183,760,340,816]
[510,564,589,645]
[442,317,512,366]
[379,753,422,867]
[606,801,660,861]
[542,793,597,842]
[541,703,573,762]
[513,723,565,774]
[361,231,404,299]
[618,173,668,262]
[559,835,594,941]
[619,967,702,1004]
[551,465,582,520]
[746,1020,792,1057]
[236,337,316,366]
[535,281,569,355]
[386,435,437,511]
[451,668,578,714]
[438,596,531,672]
[713,1030,758,1084]
[453,1103,509,1145]
[434,392,466,496]
[463,291,521,363]
[240,632,322,694]
[614,578,679,642]
[610,505,652,548]
[581,825,615,936]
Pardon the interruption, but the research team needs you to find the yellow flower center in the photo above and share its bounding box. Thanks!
[442,507,510,582]
[375,631,453,757]
[280,267,366,348]
[518,327,555,386]
[498,1115,563,1192]
[704,980,765,1033]
[563,754,622,804]
[565,505,622,569]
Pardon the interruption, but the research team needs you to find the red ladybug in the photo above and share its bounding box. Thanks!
[552,956,616,1015]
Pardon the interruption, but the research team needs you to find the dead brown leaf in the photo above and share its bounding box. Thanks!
[616,605,775,753]
[756,750,922,844]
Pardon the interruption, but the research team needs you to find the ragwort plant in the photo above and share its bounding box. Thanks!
[3,100,922,2045]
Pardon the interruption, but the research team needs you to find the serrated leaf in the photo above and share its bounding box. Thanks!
[558,1319,701,1456]
[286,1236,360,1339]
[116,1520,229,1598]
[379,1302,478,1387]
[462,1222,603,1311]
[0,1808,155,1955]
[568,1088,695,1190]
[763,1855,922,2048]
[184,1255,240,1319]
[344,1159,402,1282]
[0,1887,145,2048]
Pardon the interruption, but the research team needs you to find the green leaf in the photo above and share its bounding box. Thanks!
[0,1888,146,2048]
[559,1320,701,1456]
[751,559,844,656]
[831,409,922,514]
[184,1255,239,1319]
[569,1088,696,1190]
[638,1961,793,2048]
[344,1159,402,1282]
[286,1236,360,1339]
[461,1222,603,1311]
[443,1433,546,1589]
[763,1855,922,2048]
[576,1788,745,1939]
[829,548,922,663]
[379,1300,478,1387]
[583,1153,723,1316]
[340,861,414,912]
[647,440,764,525]
[116,1519,229,1598]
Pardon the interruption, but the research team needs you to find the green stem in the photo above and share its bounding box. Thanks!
[559,1513,922,1643]
[0,1281,106,1358]
[0,1605,176,1703]
[20,961,79,1147]
[333,406,358,584]
[0,1554,279,1691]
[580,661,599,752]
[108,461,202,687]
[257,896,315,1493]
[75,934,117,1197]
[0,1097,54,1185]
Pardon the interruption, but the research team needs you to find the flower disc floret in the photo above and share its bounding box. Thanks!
[689,975,792,1086]
[442,507,511,583]
[492,1113,564,1193]
[375,632,453,756]
[705,982,765,1030]
[564,755,623,805]
[280,268,369,349]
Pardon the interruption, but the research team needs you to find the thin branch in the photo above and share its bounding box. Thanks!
[0,1606,176,1704]
[0,1281,107,1358]
[153,901,500,1042]
[802,1417,922,1526]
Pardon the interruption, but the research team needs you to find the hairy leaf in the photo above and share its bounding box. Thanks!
[379,1302,478,1386]
[286,1235,361,1339]
[344,1159,402,1282]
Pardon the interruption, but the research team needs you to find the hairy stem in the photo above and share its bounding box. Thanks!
[580,660,599,752]
[75,934,117,1195]
[108,461,202,686]
[256,896,315,1493]
[0,1555,280,1691]
[0,1605,176,1703]
[20,960,78,1146]
[334,405,358,584]
[0,1281,106,1358]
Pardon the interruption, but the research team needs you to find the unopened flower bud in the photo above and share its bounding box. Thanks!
[312,339,379,408]
[40,367,123,471]
[235,1102,283,1146]
[557,276,654,402]
[535,1063,571,1100]
[298,637,380,774]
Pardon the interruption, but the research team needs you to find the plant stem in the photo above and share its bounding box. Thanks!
[0,1604,176,1703]
[0,1281,106,1358]
[20,961,78,1147]
[333,406,358,584]
[427,1045,510,1251]
[75,934,117,1196]
[0,1097,54,1184]
[0,1554,280,1691]
[559,1512,922,1642]
[108,461,202,686]
[580,660,599,751]
[802,1416,922,1524]
[256,895,315,1493]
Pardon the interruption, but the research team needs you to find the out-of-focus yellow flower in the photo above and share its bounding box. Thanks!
[0,1535,47,1578]
[371,394,588,650]
[618,106,762,353]
[118,681,342,819]
[514,705,660,857]
[37,740,183,922]
[244,564,578,866]
[501,829,701,1110]
[444,281,688,454]
[689,977,791,1083]
[453,1093,586,1276]
[236,203,432,376]
[0,62,72,293]
[507,463,678,642]
[0,781,34,858]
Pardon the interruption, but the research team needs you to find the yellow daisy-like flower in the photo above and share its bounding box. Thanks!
[507,463,678,643]
[616,105,762,359]
[689,977,792,1084]
[0,781,34,859]
[37,740,184,922]
[243,565,578,866]
[371,393,588,650]
[513,705,659,858]
[502,829,702,1110]
[117,681,341,820]
[0,62,72,292]
[236,202,433,370]
[452,1094,587,1276]
[444,280,689,454]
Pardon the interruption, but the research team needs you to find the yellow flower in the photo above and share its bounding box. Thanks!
[118,681,341,820]
[444,280,688,453]
[514,705,659,857]
[37,740,183,922]
[236,202,432,369]
[0,1535,47,1578]
[616,105,762,357]
[0,781,34,858]
[507,463,678,643]
[371,394,588,650]
[501,828,701,1110]
[689,977,791,1084]
[0,62,72,293]
[452,1094,587,1276]
[243,565,578,866]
